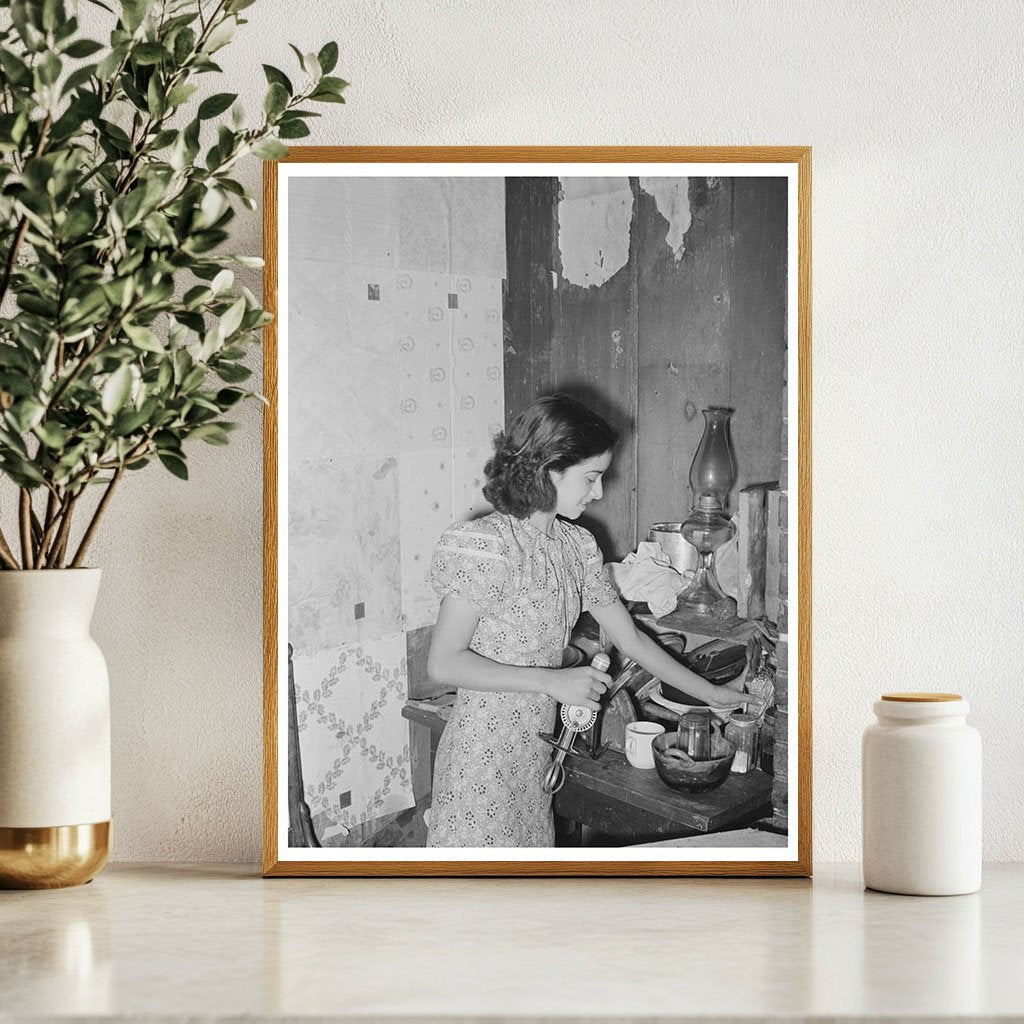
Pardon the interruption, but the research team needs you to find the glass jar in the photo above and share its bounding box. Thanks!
[725,712,760,773]
[677,711,711,759]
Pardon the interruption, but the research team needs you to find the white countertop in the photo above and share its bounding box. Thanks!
[2,862,1022,1021]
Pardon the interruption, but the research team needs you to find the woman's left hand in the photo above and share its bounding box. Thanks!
[737,690,768,716]
[703,690,762,714]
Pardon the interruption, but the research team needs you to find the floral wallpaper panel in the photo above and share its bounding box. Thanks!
[393,271,504,628]
[398,450,451,631]
[397,178,453,273]
[396,270,453,452]
[288,260,398,459]
[450,445,493,524]
[448,178,507,278]
[292,632,413,835]
[449,273,503,451]
[397,177,505,278]
[289,453,403,653]
[344,177,400,269]
[288,177,352,265]
[288,175,506,844]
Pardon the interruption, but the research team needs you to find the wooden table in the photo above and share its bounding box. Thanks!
[554,747,774,844]
[403,703,774,846]
[402,703,445,804]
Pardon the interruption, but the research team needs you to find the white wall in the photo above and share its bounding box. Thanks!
[79,0,1023,862]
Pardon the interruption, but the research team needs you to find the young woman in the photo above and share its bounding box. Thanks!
[426,393,763,847]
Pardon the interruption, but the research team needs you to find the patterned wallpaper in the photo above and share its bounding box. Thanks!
[288,176,505,842]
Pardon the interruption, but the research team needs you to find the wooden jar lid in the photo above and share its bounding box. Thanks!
[880,692,962,702]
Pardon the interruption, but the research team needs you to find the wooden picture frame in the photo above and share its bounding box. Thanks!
[263,147,812,877]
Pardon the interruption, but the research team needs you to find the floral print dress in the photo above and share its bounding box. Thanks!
[426,511,618,847]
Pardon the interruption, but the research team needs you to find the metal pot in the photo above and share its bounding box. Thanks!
[649,522,697,576]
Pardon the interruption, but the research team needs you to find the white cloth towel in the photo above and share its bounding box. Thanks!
[608,542,686,618]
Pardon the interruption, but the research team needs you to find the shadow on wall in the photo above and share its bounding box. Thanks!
[544,380,634,561]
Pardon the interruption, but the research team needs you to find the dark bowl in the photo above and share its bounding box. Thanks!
[651,733,736,794]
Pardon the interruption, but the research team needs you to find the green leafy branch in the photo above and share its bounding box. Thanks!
[0,0,347,568]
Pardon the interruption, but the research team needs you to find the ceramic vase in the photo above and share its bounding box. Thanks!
[862,693,981,896]
[0,569,111,888]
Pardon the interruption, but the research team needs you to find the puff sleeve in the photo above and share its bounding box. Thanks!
[429,520,511,614]
[579,528,619,612]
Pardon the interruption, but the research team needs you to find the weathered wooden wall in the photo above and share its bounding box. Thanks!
[503,178,637,559]
[503,176,786,561]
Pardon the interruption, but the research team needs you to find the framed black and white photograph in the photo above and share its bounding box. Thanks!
[262,147,811,877]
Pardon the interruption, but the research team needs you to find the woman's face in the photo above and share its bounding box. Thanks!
[550,450,613,519]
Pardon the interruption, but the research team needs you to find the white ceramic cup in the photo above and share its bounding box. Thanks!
[624,722,665,769]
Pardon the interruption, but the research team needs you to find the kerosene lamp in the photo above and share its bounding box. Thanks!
[677,407,738,619]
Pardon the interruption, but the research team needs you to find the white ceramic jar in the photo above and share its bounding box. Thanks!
[862,693,981,896]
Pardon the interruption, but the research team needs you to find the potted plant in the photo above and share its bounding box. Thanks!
[0,0,345,887]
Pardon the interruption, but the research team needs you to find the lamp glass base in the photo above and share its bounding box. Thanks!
[676,570,738,621]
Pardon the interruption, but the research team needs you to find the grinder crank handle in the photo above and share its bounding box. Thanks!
[541,652,611,794]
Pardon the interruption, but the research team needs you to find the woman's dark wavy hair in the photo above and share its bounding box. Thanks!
[483,394,618,518]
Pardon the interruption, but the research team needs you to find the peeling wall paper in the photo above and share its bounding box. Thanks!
[557,177,633,288]
[292,633,414,834]
[639,177,692,260]
[288,176,505,843]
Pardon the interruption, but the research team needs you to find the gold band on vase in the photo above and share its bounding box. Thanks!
[0,821,111,889]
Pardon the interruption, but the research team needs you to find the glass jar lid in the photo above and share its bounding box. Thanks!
[681,710,711,724]
[728,712,758,729]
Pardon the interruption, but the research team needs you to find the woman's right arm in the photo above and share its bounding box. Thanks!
[426,595,610,711]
